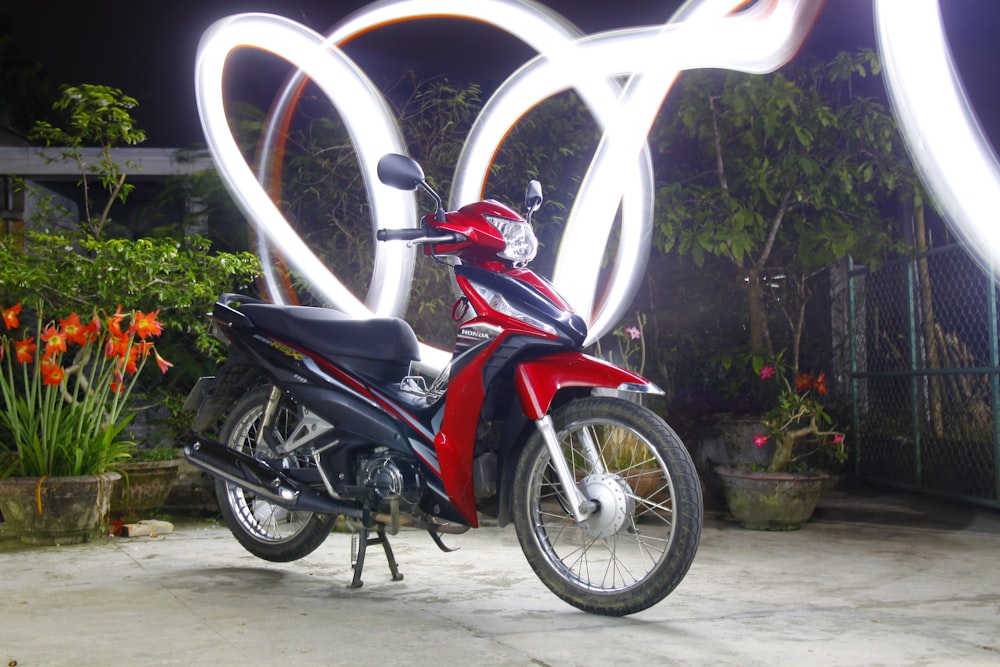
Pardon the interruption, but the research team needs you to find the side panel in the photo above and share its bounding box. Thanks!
[514,352,660,420]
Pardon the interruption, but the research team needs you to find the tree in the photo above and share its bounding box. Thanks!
[655,50,913,365]
[29,84,147,238]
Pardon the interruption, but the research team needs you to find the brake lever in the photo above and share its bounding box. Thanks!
[406,232,466,248]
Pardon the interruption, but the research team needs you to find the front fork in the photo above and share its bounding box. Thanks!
[535,415,600,523]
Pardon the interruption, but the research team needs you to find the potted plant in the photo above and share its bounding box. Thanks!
[110,445,182,518]
[0,302,171,545]
[716,354,846,530]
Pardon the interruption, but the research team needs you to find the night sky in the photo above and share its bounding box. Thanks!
[3,0,998,151]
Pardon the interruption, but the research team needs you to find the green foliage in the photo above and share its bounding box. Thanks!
[654,50,915,361]
[29,84,148,238]
[0,231,260,365]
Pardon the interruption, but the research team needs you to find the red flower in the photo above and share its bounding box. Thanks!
[130,310,163,340]
[2,303,21,330]
[15,337,35,364]
[154,349,173,374]
[795,373,813,392]
[86,315,101,338]
[60,313,89,346]
[813,372,829,395]
[759,365,776,380]
[753,434,769,448]
[40,359,64,386]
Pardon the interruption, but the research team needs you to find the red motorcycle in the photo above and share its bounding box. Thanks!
[183,153,702,616]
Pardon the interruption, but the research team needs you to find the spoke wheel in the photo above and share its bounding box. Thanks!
[512,397,702,616]
[216,386,333,562]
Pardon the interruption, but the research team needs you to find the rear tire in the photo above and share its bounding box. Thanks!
[512,397,702,616]
[216,386,334,562]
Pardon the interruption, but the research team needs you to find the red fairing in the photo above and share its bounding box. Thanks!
[425,200,525,267]
[431,332,506,528]
[514,352,655,420]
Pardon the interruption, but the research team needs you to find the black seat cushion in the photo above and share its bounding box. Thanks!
[238,303,420,379]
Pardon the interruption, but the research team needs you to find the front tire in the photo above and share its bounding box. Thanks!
[215,386,334,562]
[512,397,703,616]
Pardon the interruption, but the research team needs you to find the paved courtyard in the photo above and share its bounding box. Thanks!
[1,487,998,666]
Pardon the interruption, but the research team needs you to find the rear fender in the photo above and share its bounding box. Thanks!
[513,351,662,420]
[187,348,261,432]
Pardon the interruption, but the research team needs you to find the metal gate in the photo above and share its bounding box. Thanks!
[847,244,1000,508]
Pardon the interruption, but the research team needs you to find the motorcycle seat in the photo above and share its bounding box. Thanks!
[237,303,420,380]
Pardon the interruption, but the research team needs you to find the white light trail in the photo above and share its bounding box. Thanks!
[196,0,996,374]
[875,0,1000,269]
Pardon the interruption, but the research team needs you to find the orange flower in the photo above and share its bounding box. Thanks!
[105,331,129,361]
[795,373,813,393]
[130,310,163,340]
[40,324,67,356]
[120,345,140,375]
[154,349,173,374]
[107,305,126,338]
[60,313,89,346]
[2,303,21,330]
[15,337,35,364]
[40,359,64,386]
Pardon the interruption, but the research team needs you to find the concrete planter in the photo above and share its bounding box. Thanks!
[110,459,181,515]
[716,466,827,530]
[0,472,120,545]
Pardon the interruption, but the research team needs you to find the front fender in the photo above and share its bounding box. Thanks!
[513,351,663,420]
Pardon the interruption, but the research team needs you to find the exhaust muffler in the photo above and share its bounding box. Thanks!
[183,434,364,519]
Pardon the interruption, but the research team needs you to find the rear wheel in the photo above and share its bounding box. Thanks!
[216,386,334,562]
[512,397,703,616]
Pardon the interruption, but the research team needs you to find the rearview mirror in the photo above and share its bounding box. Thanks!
[377,153,425,191]
[525,180,543,212]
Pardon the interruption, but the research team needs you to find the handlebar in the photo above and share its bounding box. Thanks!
[376,228,466,244]
[376,228,427,242]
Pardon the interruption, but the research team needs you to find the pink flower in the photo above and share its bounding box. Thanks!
[625,326,641,340]
[831,433,845,444]
[753,434,769,448]
[759,364,776,380]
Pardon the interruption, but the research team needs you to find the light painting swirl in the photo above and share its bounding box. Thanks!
[194,0,997,374]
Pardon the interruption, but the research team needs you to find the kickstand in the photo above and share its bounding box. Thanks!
[428,529,460,553]
[350,524,404,589]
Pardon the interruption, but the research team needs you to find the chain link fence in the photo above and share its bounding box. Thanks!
[848,244,1000,508]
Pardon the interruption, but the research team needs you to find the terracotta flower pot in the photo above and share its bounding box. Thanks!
[0,472,120,545]
[715,466,828,530]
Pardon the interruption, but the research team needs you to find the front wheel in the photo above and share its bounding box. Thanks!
[215,386,334,562]
[512,397,703,616]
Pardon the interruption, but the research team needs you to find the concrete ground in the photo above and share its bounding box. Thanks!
[1,486,999,667]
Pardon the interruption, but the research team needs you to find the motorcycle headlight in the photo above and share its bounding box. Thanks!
[484,215,537,264]
[467,281,557,335]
